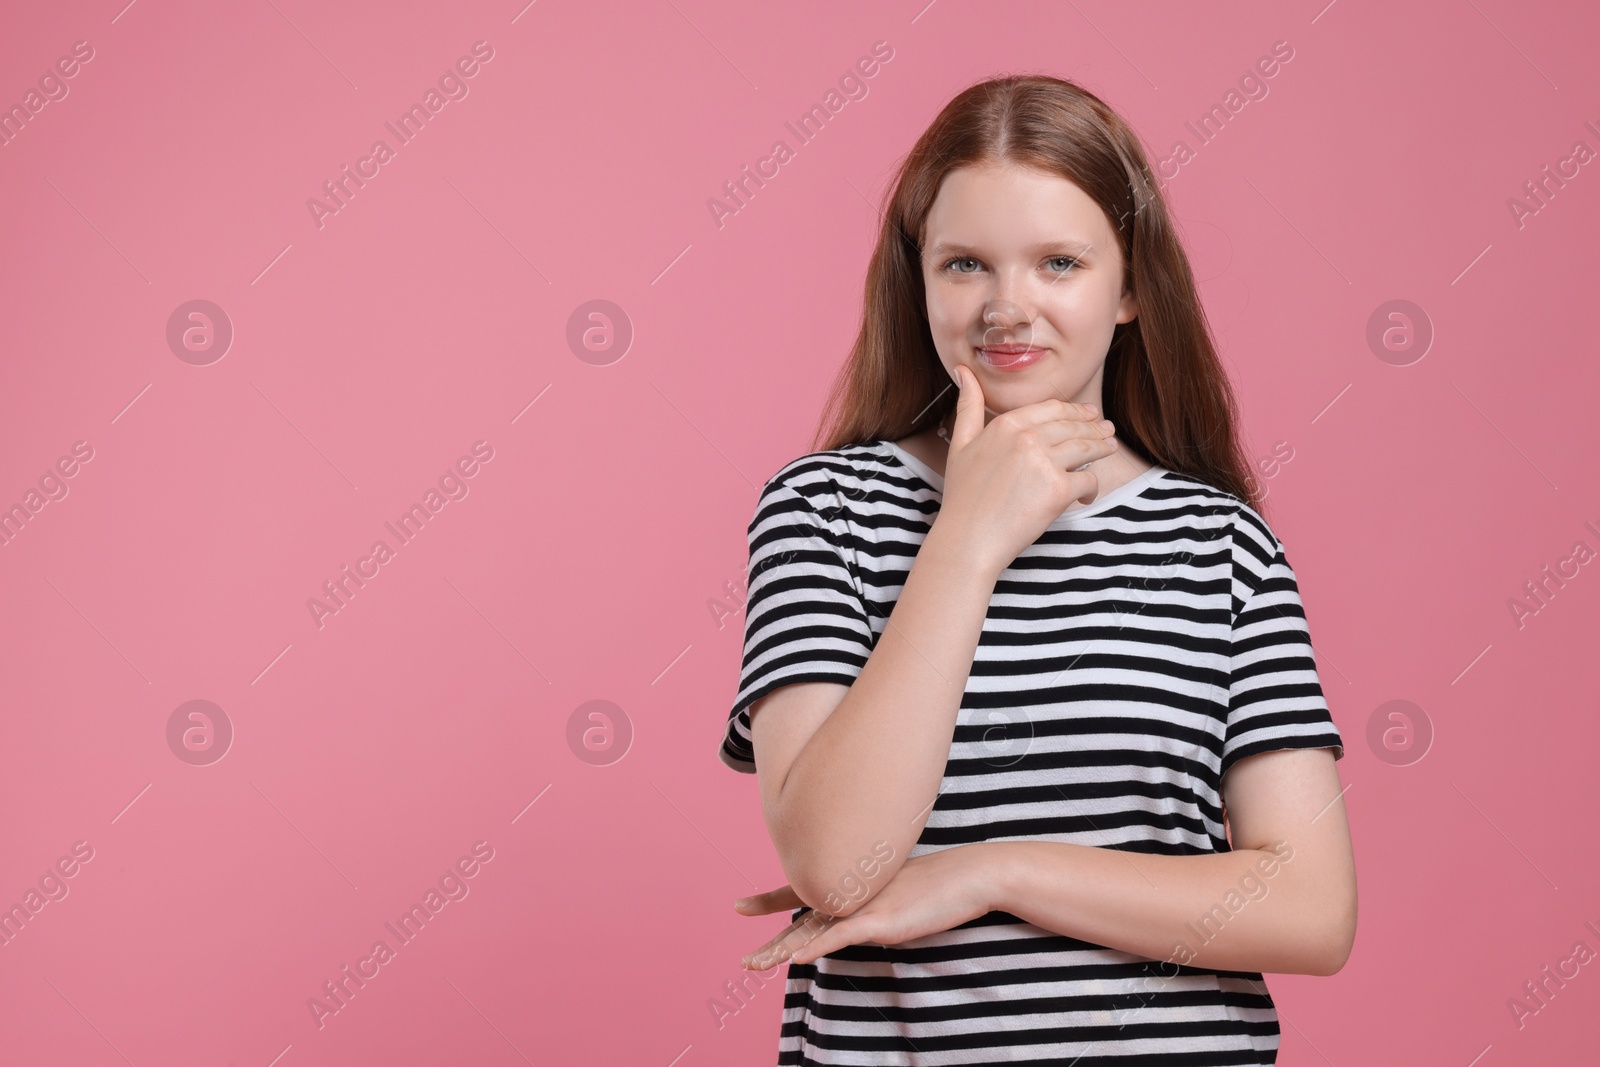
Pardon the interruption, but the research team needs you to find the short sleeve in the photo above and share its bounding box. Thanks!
[718,478,875,774]
[1221,538,1345,780]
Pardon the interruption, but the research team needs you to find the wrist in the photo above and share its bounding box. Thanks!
[921,519,1004,585]
[968,841,1016,913]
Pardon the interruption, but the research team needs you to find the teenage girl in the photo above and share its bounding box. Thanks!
[720,74,1355,1066]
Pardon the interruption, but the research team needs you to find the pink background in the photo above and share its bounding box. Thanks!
[2,1,1597,1063]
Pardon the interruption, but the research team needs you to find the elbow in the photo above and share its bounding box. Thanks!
[1315,920,1356,976]
[784,859,879,920]
[767,802,905,922]
[768,820,838,917]
[1288,858,1356,976]
[775,835,902,921]
[766,793,832,915]
[1312,893,1358,976]
[769,835,850,919]
[785,868,841,917]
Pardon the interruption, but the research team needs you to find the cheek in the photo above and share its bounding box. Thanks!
[924,282,976,337]
[923,293,957,338]
[1047,284,1119,338]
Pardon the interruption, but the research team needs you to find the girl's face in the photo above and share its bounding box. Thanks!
[920,161,1138,416]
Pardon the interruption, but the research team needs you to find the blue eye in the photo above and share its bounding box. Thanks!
[939,255,1080,275]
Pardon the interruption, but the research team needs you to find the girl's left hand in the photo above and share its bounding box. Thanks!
[734,846,999,970]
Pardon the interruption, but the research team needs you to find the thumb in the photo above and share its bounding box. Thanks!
[949,363,986,447]
[734,884,805,914]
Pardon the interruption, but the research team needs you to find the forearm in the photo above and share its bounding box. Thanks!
[775,524,996,915]
[983,838,1350,976]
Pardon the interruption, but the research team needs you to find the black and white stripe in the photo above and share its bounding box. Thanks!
[721,440,1344,1066]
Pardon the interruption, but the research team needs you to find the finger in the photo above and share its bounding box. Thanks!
[733,884,804,915]
[1066,467,1099,505]
[948,364,987,448]
[789,916,862,966]
[1027,416,1116,448]
[1046,430,1120,472]
[771,916,842,968]
[741,912,819,969]
[1010,396,1104,427]
[741,930,789,970]
[765,908,835,966]
[1051,430,1119,495]
[743,934,796,971]
[742,909,835,969]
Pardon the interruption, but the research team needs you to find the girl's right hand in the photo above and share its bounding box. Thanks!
[933,363,1120,578]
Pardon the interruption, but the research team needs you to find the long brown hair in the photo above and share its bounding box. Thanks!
[812,74,1262,511]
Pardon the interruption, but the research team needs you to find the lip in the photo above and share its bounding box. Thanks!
[977,345,1046,371]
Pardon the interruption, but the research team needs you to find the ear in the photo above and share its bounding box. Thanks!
[1116,281,1139,325]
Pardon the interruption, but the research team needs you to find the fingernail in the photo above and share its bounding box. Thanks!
[734,898,751,908]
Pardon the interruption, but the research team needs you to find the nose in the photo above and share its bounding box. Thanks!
[981,298,1032,347]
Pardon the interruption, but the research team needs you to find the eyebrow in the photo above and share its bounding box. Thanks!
[925,238,1096,258]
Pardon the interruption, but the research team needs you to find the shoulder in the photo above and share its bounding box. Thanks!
[1151,469,1287,594]
[754,441,912,516]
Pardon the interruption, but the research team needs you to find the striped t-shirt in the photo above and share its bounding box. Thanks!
[719,439,1345,1066]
